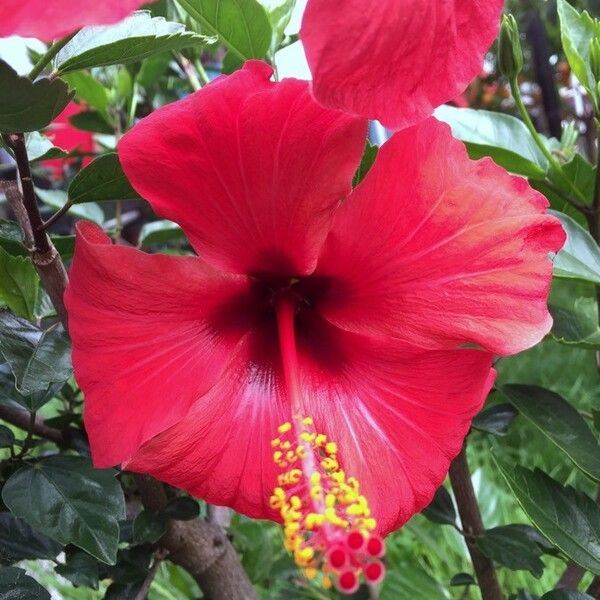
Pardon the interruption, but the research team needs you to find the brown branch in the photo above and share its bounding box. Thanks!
[1,135,69,330]
[0,404,69,446]
[134,549,168,600]
[449,445,503,600]
[555,563,586,590]
[135,476,257,600]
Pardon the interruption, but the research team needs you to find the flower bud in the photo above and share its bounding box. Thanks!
[498,14,523,79]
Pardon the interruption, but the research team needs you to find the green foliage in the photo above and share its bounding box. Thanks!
[0,60,73,133]
[0,567,49,599]
[54,12,213,74]
[2,456,125,564]
[0,247,39,319]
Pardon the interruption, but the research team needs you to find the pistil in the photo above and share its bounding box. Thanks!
[273,293,385,594]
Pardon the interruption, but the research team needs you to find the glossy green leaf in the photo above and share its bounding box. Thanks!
[473,402,519,436]
[0,313,72,397]
[133,510,168,544]
[421,487,456,526]
[494,459,600,575]
[178,0,272,61]
[69,110,113,134]
[541,592,594,600]
[69,153,140,204]
[0,425,14,449]
[0,567,50,600]
[550,210,600,284]
[0,362,59,412]
[0,512,62,564]
[434,105,548,178]
[449,573,475,587]
[557,0,600,100]
[55,548,100,589]
[502,384,600,483]
[138,220,185,246]
[54,12,212,74]
[36,188,105,226]
[550,299,600,349]
[476,525,545,577]
[0,220,25,257]
[0,246,39,319]
[25,132,69,162]
[0,59,73,133]
[2,456,125,564]
[165,497,200,521]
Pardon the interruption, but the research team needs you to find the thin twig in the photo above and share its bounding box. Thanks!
[134,549,169,600]
[39,200,73,232]
[28,31,78,80]
[449,445,503,600]
[0,404,69,446]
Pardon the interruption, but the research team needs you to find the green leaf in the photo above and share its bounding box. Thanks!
[0,220,25,257]
[178,0,272,61]
[36,188,105,225]
[541,591,594,600]
[133,510,168,544]
[472,403,518,436]
[24,132,69,162]
[0,246,39,319]
[380,563,449,600]
[550,210,600,284]
[0,362,59,412]
[421,487,456,526]
[353,141,378,187]
[0,425,14,449]
[69,110,113,134]
[260,0,296,52]
[54,11,213,74]
[107,547,152,584]
[494,458,600,575]
[138,220,185,246]
[476,525,545,577]
[434,105,548,178]
[561,154,596,204]
[0,59,73,133]
[69,153,140,204]
[0,567,50,600]
[550,299,600,349]
[557,0,600,100]
[62,72,110,118]
[55,548,100,589]
[0,313,72,398]
[0,512,62,564]
[449,573,476,587]
[165,497,200,520]
[2,456,125,564]
[500,384,600,483]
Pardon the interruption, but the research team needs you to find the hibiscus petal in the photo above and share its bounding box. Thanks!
[0,0,146,41]
[118,61,367,278]
[301,0,503,129]
[313,118,566,355]
[65,222,259,468]
[126,314,494,535]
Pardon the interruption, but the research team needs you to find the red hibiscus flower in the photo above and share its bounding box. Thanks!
[44,102,95,179]
[301,0,504,129]
[0,0,148,41]
[65,61,564,589]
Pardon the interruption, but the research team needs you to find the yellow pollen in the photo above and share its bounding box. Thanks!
[269,416,385,593]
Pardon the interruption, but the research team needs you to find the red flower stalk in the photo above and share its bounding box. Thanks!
[65,62,564,590]
[0,0,147,41]
[301,0,504,129]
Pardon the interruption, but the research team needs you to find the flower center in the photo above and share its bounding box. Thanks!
[272,294,385,594]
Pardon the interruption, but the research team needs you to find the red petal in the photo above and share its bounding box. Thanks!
[126,314,494,535]
[65,222,259,467]
[301,0,503,129]
[0,0,146,41]
[118,61,367,277]
[314,119,566,355]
